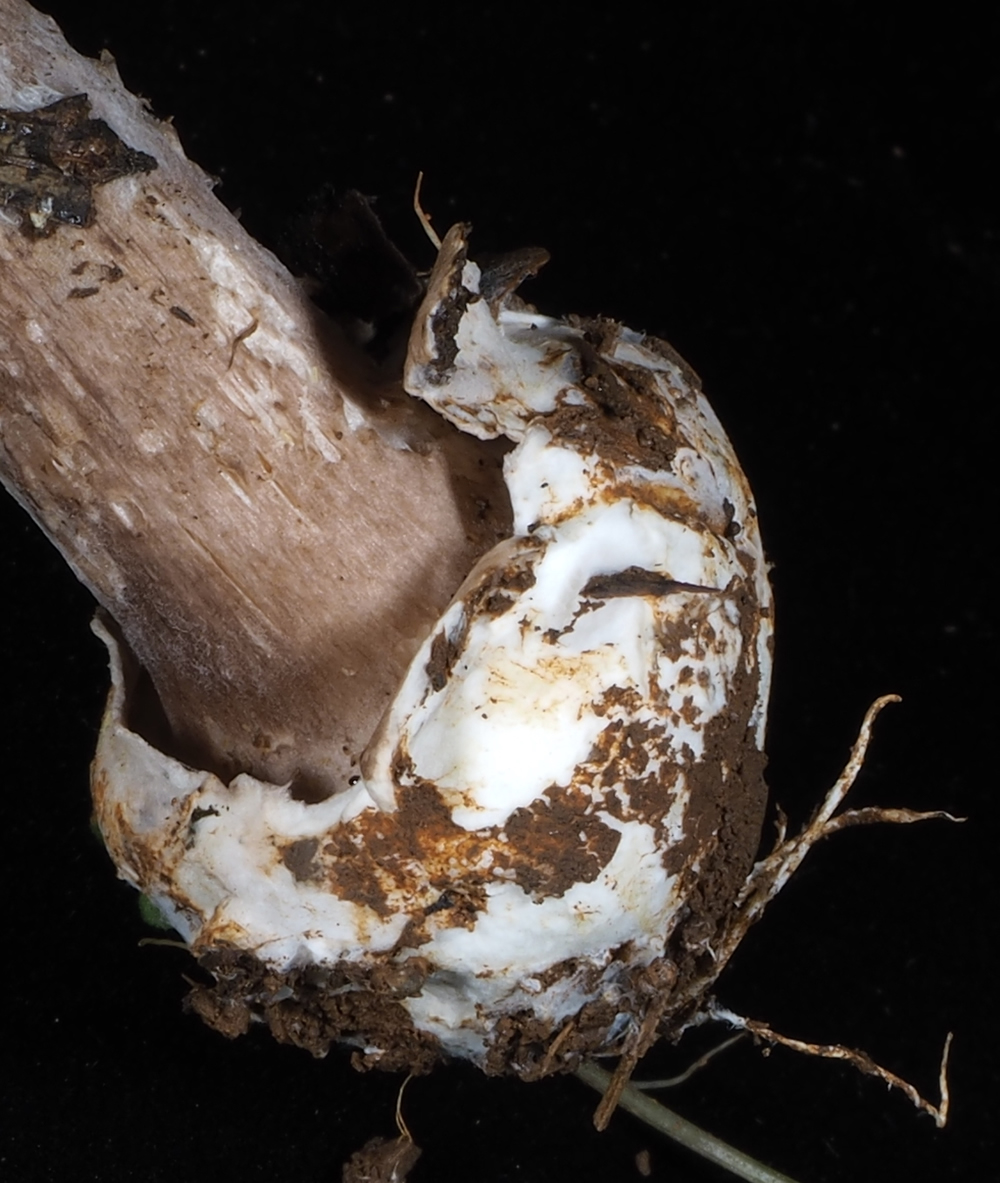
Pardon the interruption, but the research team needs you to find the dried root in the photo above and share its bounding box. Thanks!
[724,695,962,963]
[675,695,963,1012]
[413,170,442,249]
[579,696,960,1177]
[699,696,958,1126]
[631,1034,745,1090]
[709,1005,953,1129]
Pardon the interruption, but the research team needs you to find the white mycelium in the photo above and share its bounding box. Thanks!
[93,224,773,1073]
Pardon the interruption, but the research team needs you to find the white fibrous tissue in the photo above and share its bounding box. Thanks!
[93,223,774,1077]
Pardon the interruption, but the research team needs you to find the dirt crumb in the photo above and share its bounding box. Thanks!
[342,1135,421,1183]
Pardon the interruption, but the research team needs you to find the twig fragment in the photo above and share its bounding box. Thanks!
[539,1018,577,1076]
[575,1060,801,1183]
[591,988,670,1129]
[227,318,258,370]
[413,170,442,249]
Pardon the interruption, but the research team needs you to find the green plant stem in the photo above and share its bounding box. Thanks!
[574,1061,801,1183]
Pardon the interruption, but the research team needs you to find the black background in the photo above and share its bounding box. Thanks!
[2,4,995,1181]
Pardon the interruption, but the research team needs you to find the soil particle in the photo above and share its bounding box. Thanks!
[467,556,538,618]
[635,332,703,396]
[586,716,656,782]
[722,497,742,539]
[424,550,539,689]
[185,982,252,1040]
[322,827,392,918]
[423,224,474,383]
[393,882,489,950]
[185,949,442,1072]
[659,580,768,980]
[183,938,717,1083]
[591,684,646,718]
[482,955,683,1081]
[503,788,621,898]
[425,626,465,694]
[655,607,705,664]
[539,318,679,471]
[483,994,621,1079]
[587,712,681,827]
[342,1135,421,1183]
[313,760,499,937]
[281,836,321,883]
[619,769,680,821]
[533,954,608,996]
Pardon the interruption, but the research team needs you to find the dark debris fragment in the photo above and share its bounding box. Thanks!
[0,94,156,237]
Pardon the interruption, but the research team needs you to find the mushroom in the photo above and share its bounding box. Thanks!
[91,216,774,1075]
[0,0,954,1144]
[0,0,771,1078]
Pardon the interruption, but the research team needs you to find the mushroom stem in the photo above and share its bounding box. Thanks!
[0,0,509,799]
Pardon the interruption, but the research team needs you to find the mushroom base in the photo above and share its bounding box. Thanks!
[91,268,775,1078]
[92,616,766,1077]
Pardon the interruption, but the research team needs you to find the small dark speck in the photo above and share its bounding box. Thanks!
[170,305,197,326]
[425,892,453,916]
[67,285,100,299]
